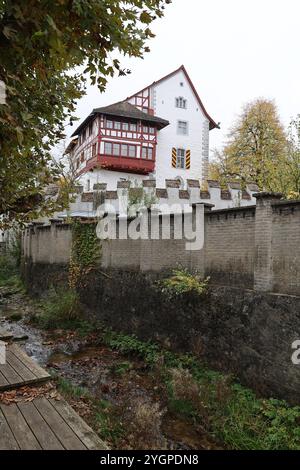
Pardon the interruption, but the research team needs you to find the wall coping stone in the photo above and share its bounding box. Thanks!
[117,181,131,189]
[142,180,156,188]
[253,192,283,199]
[207,180,220,188]
[165,179,181,188]
[187,179,200,188]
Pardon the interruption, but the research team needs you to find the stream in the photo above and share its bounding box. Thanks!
[0,286,222,450]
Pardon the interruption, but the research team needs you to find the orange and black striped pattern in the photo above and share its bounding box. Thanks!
[186,150,191,169]
[172,147,177,168]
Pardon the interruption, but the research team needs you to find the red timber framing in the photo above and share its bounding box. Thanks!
[127,87,153,114]
[75,115,157,176]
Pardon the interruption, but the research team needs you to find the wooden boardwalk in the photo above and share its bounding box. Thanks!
[0,344,50,392]
[0,397,108,450]
[0,335,108,450]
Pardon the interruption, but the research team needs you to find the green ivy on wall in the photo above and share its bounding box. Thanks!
[69,219,101,289]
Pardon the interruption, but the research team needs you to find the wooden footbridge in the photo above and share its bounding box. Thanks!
[0,332,108,450]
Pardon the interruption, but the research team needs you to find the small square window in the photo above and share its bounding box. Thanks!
[114,121,121,130]
[122,122,129,131]
[149,127,155,134]
[107,120,113,129]
[130,123,137,132]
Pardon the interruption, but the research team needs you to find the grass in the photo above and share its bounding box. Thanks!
[35,288,85,330]
[110,361,132,376]
[55,376,124,445]
[0,253,26,293]
[0,254,18,286]
[55,375,89,399]
[100,330,300,450]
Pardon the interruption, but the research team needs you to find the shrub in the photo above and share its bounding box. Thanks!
[158,268,209,299]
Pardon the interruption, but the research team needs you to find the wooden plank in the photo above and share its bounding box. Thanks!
[50,398,109,450]
[34,398,86,450]
[0,403,41,450]
[6,350,36,382]
[9,344,50,380]
[17,401,64,450]
[0,362,23,386]
[0,370,9,388]
[0,407,19,450]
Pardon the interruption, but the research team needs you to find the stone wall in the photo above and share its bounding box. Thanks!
[21,263,300,404]
[80,270,300,404]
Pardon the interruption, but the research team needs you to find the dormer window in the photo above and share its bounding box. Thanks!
[176,97,187,109]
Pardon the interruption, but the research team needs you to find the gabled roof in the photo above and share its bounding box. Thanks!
[127,65,220,131]
[71,101,169,137]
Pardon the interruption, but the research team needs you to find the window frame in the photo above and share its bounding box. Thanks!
[142,146,153,160]
[177,120,189,135]
[103,141,137,158]
[175,97,187,109]
[176,148,186,169]
[130,123,137,132]
[104,142,113,155]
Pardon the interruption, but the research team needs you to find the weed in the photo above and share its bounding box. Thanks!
[110,361,132,376]
[123,398,167,450]
[158,268,209,299]
[55,376,89,399]
[36,288,83,329]
[99,329,300,450]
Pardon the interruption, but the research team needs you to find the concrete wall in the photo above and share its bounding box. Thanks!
[271,201,300,295]
[23,194,300,296]
[205,206,256,286]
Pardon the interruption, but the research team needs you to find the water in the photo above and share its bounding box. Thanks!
[0,287,222,450]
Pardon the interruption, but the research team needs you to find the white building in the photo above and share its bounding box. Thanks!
[66,65,219,191]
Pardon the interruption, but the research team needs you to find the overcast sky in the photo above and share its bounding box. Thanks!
[66,0,300,157]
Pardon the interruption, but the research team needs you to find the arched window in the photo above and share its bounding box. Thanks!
[175,97,187,109]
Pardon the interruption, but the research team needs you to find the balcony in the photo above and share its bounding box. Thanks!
[82,154,155,175]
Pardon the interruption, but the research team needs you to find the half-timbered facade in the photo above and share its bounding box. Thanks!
[67,66,218,190]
